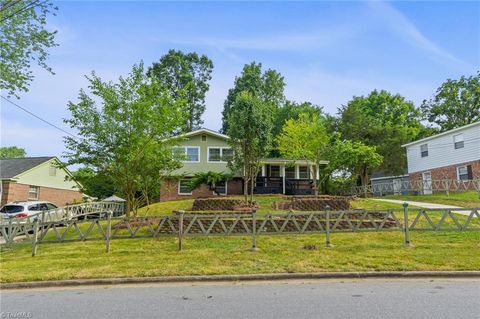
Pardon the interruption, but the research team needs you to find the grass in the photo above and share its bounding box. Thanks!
[1,231,478,283]
[1,195,478,283]
[383,191,480,208]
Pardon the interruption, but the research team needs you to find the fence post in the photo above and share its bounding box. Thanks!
[251,209,258,251]
[7,217,13,246]
[403,202,411,247]
[105,211,112,253]
[178,210,184,252]
[325,205,332,247]
[31,218,39,257]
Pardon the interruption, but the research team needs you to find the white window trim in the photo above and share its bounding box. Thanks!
[28,185,40,200]
[173,146,201,163]
[213,180,228,196]
[178,179,193,195]
[456,165,468,180]
[207,147,232,163]
[420,143,429,158]
[453,133,464,149]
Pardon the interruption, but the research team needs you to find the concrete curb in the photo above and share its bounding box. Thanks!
[2,271,480,290]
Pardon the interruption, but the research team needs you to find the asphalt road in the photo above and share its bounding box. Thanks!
[1,279,479,319]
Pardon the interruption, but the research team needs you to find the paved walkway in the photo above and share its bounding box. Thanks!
[373,199,474,216]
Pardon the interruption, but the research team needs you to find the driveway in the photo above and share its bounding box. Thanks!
[373,199,474,216]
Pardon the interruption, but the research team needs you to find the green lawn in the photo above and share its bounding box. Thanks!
[1,195,478,283]
[383,191,480,208]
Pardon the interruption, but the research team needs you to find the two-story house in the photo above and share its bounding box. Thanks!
[159,128,328,201]
[402,121,480,194]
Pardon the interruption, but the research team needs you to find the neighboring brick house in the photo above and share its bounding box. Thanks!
[402,121,480,194]
[0,157,83,207]
[160,128,329,201]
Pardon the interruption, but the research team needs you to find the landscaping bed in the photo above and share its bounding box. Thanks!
[191,198,258,212]
[272,195,353,211]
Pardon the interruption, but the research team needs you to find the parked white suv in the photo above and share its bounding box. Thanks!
[0,201,58,218]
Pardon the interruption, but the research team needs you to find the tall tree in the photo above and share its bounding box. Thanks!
[64,63,185,215]
[221,62,285,133]
[276,113,329,195]
[71,167,116,200]
[329,140,383,194]
[148,50,213,131]
[227,92,273,204]
[0,0,58,97]
[421,72,480,131]
[0,146,26,158]
[272,101,323,139]
[338,90,422,176]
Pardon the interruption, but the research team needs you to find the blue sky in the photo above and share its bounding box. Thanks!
[1,1,479,161]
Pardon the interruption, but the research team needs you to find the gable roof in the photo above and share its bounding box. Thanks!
[402,121,480,148]
[182,128,229,140]
[0,157,55,179]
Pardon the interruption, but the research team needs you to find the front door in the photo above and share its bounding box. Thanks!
[422,172,432,195]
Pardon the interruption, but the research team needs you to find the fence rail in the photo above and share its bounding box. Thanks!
[1,205,479,256]
[350,178,480,196]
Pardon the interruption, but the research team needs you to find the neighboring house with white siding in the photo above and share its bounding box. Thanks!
[402,122,480,194]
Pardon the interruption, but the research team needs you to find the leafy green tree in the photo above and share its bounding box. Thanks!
[221,62,285,133]
[329,140,383,195]
[338,90,422,176]
[71,167,116,200]
[148,50,213,131]
[188,171,233,195]
[276,113,329,195]
[227,92,273,204]
[272,101,323,138]
[421,72,480,131]
[64,63,185,216]
[0,0,58,97]
[0,146,26,158]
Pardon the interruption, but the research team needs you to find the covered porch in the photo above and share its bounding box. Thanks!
[253,159,329,195]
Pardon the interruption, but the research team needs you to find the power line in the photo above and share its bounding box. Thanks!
[1,95,80,139]
[0,0,44,23]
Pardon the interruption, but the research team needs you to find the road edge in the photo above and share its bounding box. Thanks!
[2,271,480,290]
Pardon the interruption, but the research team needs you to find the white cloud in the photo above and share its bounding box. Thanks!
[368,1,472,70]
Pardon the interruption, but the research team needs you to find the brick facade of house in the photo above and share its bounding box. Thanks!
[409,159,480,191]
[160,178,244,202]
[1,182,83,207]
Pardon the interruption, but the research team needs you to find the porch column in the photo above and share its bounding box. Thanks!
[261,165,266,177]
[282,164,286,194]
[295,165,299,179]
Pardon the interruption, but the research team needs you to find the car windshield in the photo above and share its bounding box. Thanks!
[0,205,24,214]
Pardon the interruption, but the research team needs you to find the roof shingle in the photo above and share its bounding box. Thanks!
[0,157,54,179]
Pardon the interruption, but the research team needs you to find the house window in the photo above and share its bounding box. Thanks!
[420,144,428,157]
[454,134,464,149]
[28,185,40,200]
[285,166,295,179]
[299,166,309,179]
[214,180,227,195]
[173,147,200,162]
[270,165,280,177]
[208,148,222,162]
[49,163,57,176]
[457,165,472,181]
[178,179,192,195]
[208,147,233,162]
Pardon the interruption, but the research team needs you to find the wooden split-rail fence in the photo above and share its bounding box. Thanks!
[1,204,479,256]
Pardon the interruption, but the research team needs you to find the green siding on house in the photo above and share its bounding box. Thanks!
[15,158,81,191]
[172,132,236,176]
